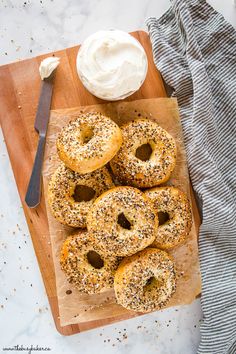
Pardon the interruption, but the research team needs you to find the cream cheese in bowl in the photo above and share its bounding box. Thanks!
[76,30,148,100]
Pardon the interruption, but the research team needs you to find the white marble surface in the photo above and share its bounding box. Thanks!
[0,1,235,353]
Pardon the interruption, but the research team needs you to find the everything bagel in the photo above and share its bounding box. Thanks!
[57,112,122,174]
[144,186,192,249]
[48,163,114,228]
[87,186,158,257]
[110,118,177,188]
[114,248,176,312]
[60,231,120,294]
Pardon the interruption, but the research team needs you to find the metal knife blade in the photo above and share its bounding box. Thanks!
[25,74,55,208]
[34,76,54,135]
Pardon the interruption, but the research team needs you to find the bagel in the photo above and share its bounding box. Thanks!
[60,231,120,294]
[144,186,192,249]
[114,248,176,312]
[57,112,122,174]
[48,163,114,228]
[87,186,158,257]
[110,118,177,188]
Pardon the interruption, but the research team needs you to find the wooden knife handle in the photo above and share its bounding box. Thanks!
[25,135,46,208]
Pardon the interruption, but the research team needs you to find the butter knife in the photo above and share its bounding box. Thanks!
[25,73,55,208]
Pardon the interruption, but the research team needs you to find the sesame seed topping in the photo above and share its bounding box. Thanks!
[110,118,177,188]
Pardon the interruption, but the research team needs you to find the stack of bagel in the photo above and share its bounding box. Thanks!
[48,112,192,313]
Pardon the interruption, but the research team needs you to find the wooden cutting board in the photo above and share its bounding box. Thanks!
[0,30,198,335]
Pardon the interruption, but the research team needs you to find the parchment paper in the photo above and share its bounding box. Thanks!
[43,98,201,327]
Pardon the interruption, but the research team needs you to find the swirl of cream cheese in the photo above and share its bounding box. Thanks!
[76,30,148,100]
[39,57,60,80]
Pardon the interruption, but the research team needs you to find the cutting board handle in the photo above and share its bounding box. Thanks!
[25,135,45,208]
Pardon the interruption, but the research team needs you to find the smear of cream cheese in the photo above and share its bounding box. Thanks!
[39,57,60,80]
[76,30,148,100]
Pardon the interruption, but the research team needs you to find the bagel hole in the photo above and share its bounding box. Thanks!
[144,276,164,291]
[158,212,170,225]
[145,276,156,287]
[72,185,96,202]
[87,251,104,269]
[135,143,153,161]
[117,213,132,230]
[80,124,94,144]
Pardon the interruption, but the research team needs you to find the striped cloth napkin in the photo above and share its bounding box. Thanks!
[146,1,236,353]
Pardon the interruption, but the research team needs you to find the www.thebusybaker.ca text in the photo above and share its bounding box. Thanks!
[2,344,51,354]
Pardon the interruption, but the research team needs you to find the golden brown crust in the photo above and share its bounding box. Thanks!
[87,186,158,257]
[114,248,176,312]
[57,112,122,174]
[60,231,121,294]
[110,118,177,188]
[48,163,114,228]
[144,186,192,249]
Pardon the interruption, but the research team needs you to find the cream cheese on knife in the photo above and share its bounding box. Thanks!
[76,30,148,100]
[39,57,60,80]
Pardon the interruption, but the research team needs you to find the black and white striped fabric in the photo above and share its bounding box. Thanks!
[146,1,236,353]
